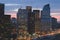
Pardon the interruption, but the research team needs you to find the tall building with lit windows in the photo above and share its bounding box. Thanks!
[0,3,11,36]
[17,6,35,34]
[17,8,28,30]
[33,10,40,33]
[41,4,52,32]
[26,6,35,34]
[0,3,11,24]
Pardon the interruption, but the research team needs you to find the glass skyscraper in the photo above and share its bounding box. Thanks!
[41,4,52,32]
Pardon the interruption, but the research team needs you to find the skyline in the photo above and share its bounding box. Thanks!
[0,0,60,21]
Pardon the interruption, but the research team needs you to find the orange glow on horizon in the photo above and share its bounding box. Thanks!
[5,11,17,18]
[5,11,60,21]
[11,14,17,18]
[11,14,60,21]
[52,15,60,21]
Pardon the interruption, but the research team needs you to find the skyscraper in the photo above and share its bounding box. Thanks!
[28,12,35,34]
[0,3,4,16]
[33,10,40,33]
[26,6,35,34]
[41,4,52,32]
[51,17,57,30]
[0,3,4,24]
[41,4,50,18]
[17,8,28,30]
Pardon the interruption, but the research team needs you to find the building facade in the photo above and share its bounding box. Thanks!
[26,6,35,34]
[52,17,57,30]
[17,8,28,31]
[0,3,4,16]
[41,4,52,32]
[0,3,4,24]
[33,10,40,33]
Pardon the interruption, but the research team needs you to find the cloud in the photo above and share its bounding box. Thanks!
[52,15,60,21]
[32,8,42,10]
[51,13,60,16]
[5,4,22,6]
[5,8,19,12]
[51,13,60,21]
[6,8,42,12]
[11,7,42,11]
[5,11,17,18]
[12,8,19,12]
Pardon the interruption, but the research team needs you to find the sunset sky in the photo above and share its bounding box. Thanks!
[0,0,60,21]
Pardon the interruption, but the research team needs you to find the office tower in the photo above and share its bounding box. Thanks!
[33,10,40,33]
[28,12,35,34]
[0,15,11,38]
[0,3,13,39]
[41,4,52,32]
[26,6,35,34]
[57,22,60,29]
[17,8,28,31]
[0,3,4,16]
[0,3,4,24]
[41,4,51,18]
[52,17,57,30]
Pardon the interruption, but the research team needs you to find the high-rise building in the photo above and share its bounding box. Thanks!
[17,8,28,31]
[33,10,40,33]
[41,4,50,18]
[17,6,34,34]
[0,3,11,25]
[41,4,52,32]
[57,22,60,29]
[3,15,11,29]
[51,17,57,30]
[0,3,4,16]
[0,3,15,39]
[27,12,35,34]
[26,6,35,34]
[0,3,4,24]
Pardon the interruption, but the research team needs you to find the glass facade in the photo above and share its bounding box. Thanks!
[41,4,52,32]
